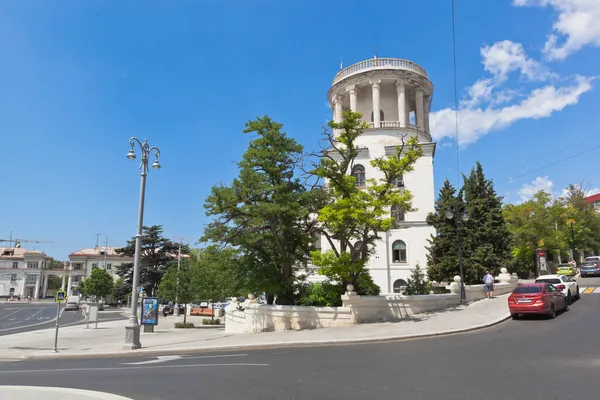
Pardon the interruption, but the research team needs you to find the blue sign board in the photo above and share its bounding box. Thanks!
[141,297,159,326]
[55,290,66,303]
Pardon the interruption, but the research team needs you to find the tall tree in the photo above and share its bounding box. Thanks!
[426,179,464,282]
[115,225,185,296]
[311,110,423,292]
[202,116,318,305]
[461,162,512,282]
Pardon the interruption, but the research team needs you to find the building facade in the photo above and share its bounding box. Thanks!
[67,247,134,296]
[313,57,436,294]
[0,247,48,299]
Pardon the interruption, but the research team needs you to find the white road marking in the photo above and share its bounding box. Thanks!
[122,355,182,365]
[0,386,134,400]
[579,287,586,293]
[593,287,600,294]
[0,363,269,374]
[0,309,24,321]
[120,353,248,365]
[25,308,44,321]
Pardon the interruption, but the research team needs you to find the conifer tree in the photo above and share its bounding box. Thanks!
[426,179,464,282]
[461,162,512,282]
[404,263,431,295]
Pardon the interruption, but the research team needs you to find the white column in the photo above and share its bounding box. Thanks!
[396,81,407,127]
[370,80,381,128]
[20,273,26,298]
[415,88,424,130]
[61,275,65,290]
[67,275,72,297]
[42,274,48,298]
[333,95,343,123]
[34,274,40,299]
[424,96,430,133]
[347,85,358,111]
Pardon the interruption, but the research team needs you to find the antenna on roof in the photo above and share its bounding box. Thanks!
[340,58,343,70]
[375,44,379,59]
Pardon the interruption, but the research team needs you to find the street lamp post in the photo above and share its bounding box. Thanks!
[445,209,469,304]
[123,137,161,350]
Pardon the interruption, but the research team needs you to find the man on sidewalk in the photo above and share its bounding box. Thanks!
[483,271,495,299]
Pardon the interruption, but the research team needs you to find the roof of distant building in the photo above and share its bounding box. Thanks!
[0,247,46,259]
[69,247,127,257]
[584,193,600,204]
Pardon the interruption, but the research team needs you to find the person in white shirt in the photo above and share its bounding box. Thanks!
[483,271,495,299]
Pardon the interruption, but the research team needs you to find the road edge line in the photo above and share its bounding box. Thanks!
[21,313,512,361]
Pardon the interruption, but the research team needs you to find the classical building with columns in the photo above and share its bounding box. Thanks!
[0,246,48,299]
[314,57,436,293]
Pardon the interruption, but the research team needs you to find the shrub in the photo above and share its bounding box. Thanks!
[356,272,381,295]
[174,322,195,329]
[201,318,221,325]
[296,282,344,307]
[404,264,431,295]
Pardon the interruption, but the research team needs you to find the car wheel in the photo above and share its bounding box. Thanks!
[566,293,572,305]
[564,299,569,312]
[575,286,580,299]
[511,313,519,320]
[549,304,556,319]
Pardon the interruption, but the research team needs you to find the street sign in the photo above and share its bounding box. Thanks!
[55,290,66,303]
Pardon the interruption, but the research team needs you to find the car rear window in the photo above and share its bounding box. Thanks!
[582,262,596,266]
[535,278,561,284]
[513,286,542,294]
[557,264,572,268]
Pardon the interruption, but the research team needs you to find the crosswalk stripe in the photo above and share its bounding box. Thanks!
[582,287,596,294]
[593,288,600,294]
[579,287,586,293]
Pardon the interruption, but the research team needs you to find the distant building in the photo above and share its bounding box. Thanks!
[0,246,48,299]
[584,193,600,212]
[67,247,134,297]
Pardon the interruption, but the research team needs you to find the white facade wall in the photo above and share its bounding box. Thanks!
[0,248,46,299]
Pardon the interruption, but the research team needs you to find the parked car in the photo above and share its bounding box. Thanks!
[580,261,600,277]
[535,274,580,304]
[64,296,80,311]
[556,263,577,277]
[584,256,600,263]
[508,283,568,319]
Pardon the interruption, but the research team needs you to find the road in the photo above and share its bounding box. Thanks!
[0,303,127,336]
[1,284,599,399]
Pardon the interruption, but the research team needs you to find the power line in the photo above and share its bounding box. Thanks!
[451,0,461,190]
[495,143,600,185]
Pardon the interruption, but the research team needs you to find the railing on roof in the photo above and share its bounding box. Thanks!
[333,58,428,86]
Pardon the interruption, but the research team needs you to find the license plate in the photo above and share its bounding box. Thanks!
[517,299,532,303]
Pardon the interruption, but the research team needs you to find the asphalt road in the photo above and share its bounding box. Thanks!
[0,303,126,336]
[1,288,599,400]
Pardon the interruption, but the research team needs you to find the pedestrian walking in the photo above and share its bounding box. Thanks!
[483,271,495,299]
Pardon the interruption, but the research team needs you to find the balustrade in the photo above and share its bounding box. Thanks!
[333,58,428,86]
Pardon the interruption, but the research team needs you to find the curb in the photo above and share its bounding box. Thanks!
[20,312,512,361]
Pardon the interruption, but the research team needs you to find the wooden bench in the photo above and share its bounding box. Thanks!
[189,307,214,317]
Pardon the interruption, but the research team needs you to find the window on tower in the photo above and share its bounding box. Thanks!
[394,174,404,188]
[391,240,407,263]
[352,165,366,187]
[391,205,405,225]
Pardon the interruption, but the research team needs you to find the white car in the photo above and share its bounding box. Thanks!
[535,274,580,304]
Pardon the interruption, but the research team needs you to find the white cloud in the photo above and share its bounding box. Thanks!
[514,0,600,60]
[430,74,593,146]
[518,176,555,201]
[481,40,551,81]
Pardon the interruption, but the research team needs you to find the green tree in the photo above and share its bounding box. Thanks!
[404,263,431,295]
[115,225,186,296]
[45,257,65,270]
[202,116,318,305]
[83,268,114,300]
[112,278,130,305]
[504,191,568,277]
[311,110,422,293]
[158,259,196,324]
[461,162,512,282]
[426,179,464,282]
[77,279,87,299]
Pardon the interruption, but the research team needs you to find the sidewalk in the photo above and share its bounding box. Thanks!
[0,295,510,360]
[0,386,133,399]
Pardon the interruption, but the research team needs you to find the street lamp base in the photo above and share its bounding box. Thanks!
[123,318,141,350]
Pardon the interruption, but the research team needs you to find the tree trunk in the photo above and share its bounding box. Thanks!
[183,309,187,325]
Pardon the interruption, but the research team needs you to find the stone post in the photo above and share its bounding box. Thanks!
[396,81,407,127]
[347,85,358,111]
[415,88,424,130]
[370,80,381,127]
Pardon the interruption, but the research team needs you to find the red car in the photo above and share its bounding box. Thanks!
[508,283,568,319]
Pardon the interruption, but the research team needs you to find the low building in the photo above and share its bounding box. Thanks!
[0,246,48,299]
[584,193,600,212]
[67,247,134,296]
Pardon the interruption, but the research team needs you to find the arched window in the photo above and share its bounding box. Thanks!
[370,110,385,122]
[394,174,404,188]
[352,165,366,187]
[392,240,407,263]
[391,205,405,224]
[393,279,408,294]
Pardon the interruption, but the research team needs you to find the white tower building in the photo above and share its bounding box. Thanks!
[318,57,436,294]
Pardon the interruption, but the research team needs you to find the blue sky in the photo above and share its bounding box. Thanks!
[1,0,599,260]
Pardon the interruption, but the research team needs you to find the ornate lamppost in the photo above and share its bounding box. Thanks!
[123,137,161,350]
[445,209,469,304]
